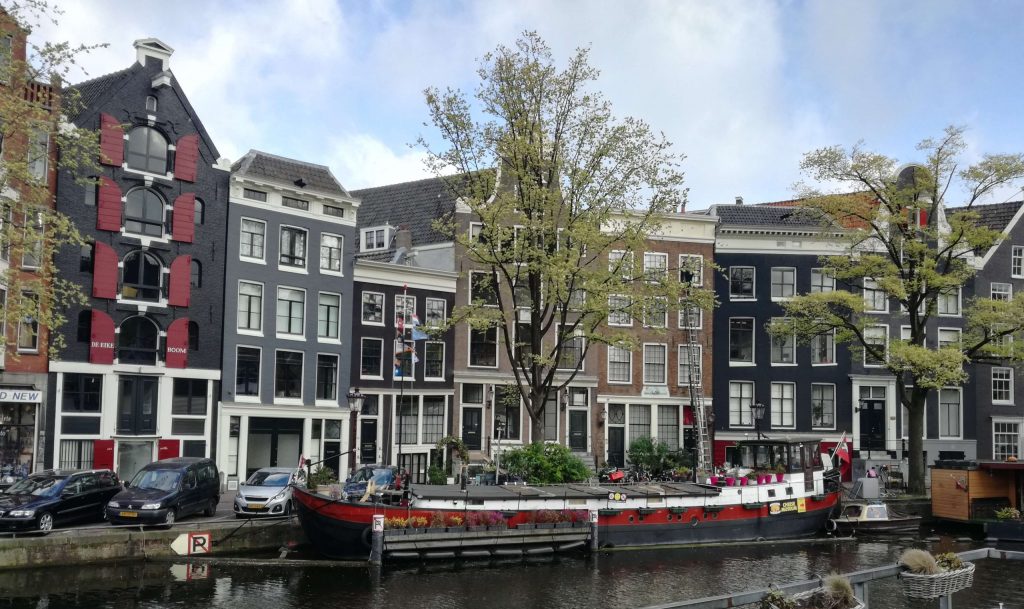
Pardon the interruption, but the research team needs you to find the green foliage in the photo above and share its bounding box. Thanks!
[823,573,855,605]
[935,552,965,571]
[500,442,590,484]
[427,464,447,485]
[626,436,686,476]
[758,589,795,609]
[435,435,469,462]
[995,507,1022,521]
[899,548,940,574]
[308,466,337,487]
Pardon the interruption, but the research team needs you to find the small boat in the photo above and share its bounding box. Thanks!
[828,501,922,535]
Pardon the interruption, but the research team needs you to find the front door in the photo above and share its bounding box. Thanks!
[117,440,153,483]
[608,427,625,468]
[859,400,886,452]
[360,419,378,464]
[462,407,482,450]
[569,411,588,451]
[323,441,342,478]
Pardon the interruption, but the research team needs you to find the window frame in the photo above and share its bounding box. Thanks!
[992,367,1014,405]
[1013,246,1024,278]
[468,271,499,307]
[679,254,704,286]
[319,232,344,275]
[938,387,962,439]
[770,267,796,300]
[361,291,385,326]
[235,346,261,401]
[863,325,888,367]
[360,337,384,380]
[811,329,836,365]
[317,292,342,341]
[425,297,447,327]
[642,297,668,328]
[770,318,796,366]
[937,288,962,317]
[642,252,668,283]
[729,266,756,300]
[275,286,306,338]
[678,302,702,330]
[424,341,446,381]
[862,278,888,313]
[642,343,668,385]
[125,126,169,175]
[236,280,264,335]
[993,419,1022,461]
[729,317,755,365]
[608,294,632,327]
[124,187,166,238]
[677,344,702,386]
[811,383,836,430]
[242,188,267,202]
[239,217,266,262]
[607,345,632,384]
[468,325,499,368]
[810,268,835,293]
[991,282,1013,301]
[315,353,340,403]
[279,225,308,270]
[274,349,304,401]
[361,227,388,252]
[728,380,754,428]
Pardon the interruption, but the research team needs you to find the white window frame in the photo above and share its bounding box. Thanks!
[937,327,962,349]
[863,278,888,313]
[361,291,385,326]
[608,294,632,327]
[677,344,702,386]
[394,339,414,381]
[729,317,755,366]
[467,325,500,369]
[360,337,384,380]
[938,387,962,440]
[314,352,340,406]
[1013,246,1024,278]
[468,271,498,307]
[991,282,1013,301]
[642,343,668,385]
[317,291,342,342]
[608,250,633,280]
[679,254,704,286]
[556,325,586,372]
[319,232,344,276]
[273,349,304,403]
[275,286,306,340]
[678,301,702,329]
[425,297,447,327]
[394,294,417,327]
[992,418,1022,461]
[643,252,668,283]
[278,224,309,272]
[810,268,835,293]
[607,346,632,384]
[729,381,754,428]
[863,325,888,367]
[811,329,836,366]
[643,297,668,328]
[239,217,267,263]
[770,267,796,300]
[729,266,756,300]
[770,318,797,366]
[810,383,836,430]
[992,367,1014,405]
[423,341,446,381]
[361,226,389,252]
[770,381,796,429]
[937,288,962,317]
[234,345,262,403]
[236,280,264,336]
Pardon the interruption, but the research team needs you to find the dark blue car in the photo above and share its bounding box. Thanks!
[0,469,122,533]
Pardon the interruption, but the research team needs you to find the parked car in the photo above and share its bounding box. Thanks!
[234,467,297,518]
[0,469,122,533]
[106,458,219,527]
[343,465,407,500]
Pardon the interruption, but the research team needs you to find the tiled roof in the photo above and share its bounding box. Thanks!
[948,200,1023,232]
[714,204,831,228]
[350,175,464,247]
[65,65,139,122]
[232,150,349,198]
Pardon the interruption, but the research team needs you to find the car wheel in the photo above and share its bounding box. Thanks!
[163,508,176,528]
[203,499,217,518]
[37,512,54,533]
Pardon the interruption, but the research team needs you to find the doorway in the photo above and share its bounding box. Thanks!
[859,400,886,452]
[462,407,482,450]
[323,441,342,477]
[246,418,303,478]
[608,427,625,468]
[360,419,378,464]
[569,410,588,451]
[116,440,153,483]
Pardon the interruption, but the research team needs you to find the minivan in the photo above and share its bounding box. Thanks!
[106,457,219,526]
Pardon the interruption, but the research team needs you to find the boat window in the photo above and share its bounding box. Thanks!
[771,444,786,470]
[809,443,822,468]
[790,446,804,472]
[843,505,862,518]
[738,445,755,468]
[865,506,887,519]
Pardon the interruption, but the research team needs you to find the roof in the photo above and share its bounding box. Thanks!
[64,65,139,121]
[350,174,463,247]
[713,204,832,228]
[948,200,1024,232]
[232,149,350,198]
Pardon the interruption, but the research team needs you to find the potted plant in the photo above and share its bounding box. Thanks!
[898,549,975,599]
[535,510,559,529]
[407,516,428,534]
[308,466,338,493]
[427,512,446,533]
[483,511,507,530]
[444,514,464,532]
[516,512,537,530]
[465,511,487,532]
[761,573,864,609]
[775,464,786,483]
[384,517,408,536]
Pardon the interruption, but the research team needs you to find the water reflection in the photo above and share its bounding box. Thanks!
[0,539,1019,609]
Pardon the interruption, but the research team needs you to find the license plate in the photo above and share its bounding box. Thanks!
[248,503,264,510]
[119,511,138,518]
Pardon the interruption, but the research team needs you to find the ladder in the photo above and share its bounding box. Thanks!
[682,302,712,475]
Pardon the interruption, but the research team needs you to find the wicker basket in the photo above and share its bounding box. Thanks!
[898,562,975,599]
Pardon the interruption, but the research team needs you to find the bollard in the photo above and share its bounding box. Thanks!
[369,514,384,565]
[589,510,599,553]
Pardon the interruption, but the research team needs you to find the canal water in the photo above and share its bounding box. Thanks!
[0,537,1018,608]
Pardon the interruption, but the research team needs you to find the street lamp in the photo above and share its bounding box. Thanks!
[346,388,366,477]
[750,401,767,440]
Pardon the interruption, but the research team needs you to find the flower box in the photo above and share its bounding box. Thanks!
[899,563,975,599]
[515,523,536,530]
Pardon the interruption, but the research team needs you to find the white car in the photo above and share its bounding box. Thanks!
[233,467,297,518]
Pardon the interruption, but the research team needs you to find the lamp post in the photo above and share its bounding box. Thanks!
[750,401,767,440]
[346,388,366,477]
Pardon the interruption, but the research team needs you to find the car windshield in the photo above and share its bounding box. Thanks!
[349,468,393,483]
[130,469,183,492]
[5,476,64,496]
[246,471,291,487]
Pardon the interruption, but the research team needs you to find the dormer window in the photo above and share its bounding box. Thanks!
[361,227,389,252]
[126,126,169,174]
[146,96,158,112]
[282,196,309,211]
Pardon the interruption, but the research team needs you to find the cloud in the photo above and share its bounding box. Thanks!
[327,133,432,190]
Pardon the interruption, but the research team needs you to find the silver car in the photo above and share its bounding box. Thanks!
[233,467,296,518]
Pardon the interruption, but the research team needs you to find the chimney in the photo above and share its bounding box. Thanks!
[133,38,174,71]
[735,196,744,205]
[394,224,412,251]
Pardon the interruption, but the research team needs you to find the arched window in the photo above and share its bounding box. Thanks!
[125,126,168,174]
[76,310,91,342]
[188,321,199,351]
[118,316,159,365]
[124,188,165,237]
[190,259,201,288]
[145,96,158,113]
[122,251,162,301]
[194,198,204,225]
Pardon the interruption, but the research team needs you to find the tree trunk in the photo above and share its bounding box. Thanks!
[907,394,927,495]
[531,409,545,445]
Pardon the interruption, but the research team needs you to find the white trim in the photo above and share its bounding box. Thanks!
[423,341,446,381]
[1011,245,1024,278]
[862,278,889,313]
[770,381,797,430]
[992,366,1014,405]
[353,259,459,292]
[360,226,390,252]
[728,265,756,300]
[319,232,345,276]
[608,294,633,327]
[728,316,755,365]
[317,291,343,341]
[769,266,796,301]
[810,382,837,431]
[359,337,385,380]
[936,326,962,349]
[467,324,500,369]
[641,342,668,385]
[236,279,264,334]
[863,324,888,367]
[239,216,267,263]
[360,290,386,326]
[47,360,221,378]
[937,287,962,317]
[275,285,306,339]
[937,386,963,440]
[607,345,633,385]
[676,344,702,386]
[234,344,262,402]
[278,224,309,272]
[314,351,341,406]
[678,254,704,286]
[273,348,305,402]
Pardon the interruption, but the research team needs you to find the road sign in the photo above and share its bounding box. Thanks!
[171,532,212,556]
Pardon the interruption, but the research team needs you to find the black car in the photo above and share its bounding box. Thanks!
[0,469,122,533]
[106,458,219,527]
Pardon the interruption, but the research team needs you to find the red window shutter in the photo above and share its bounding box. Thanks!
[158,439,181,459]
[89,309,115,364]
[96,177,122,232]
[99,113,123,166]
[168,255,192,307]
[174,134,199,182]
[919,209,928,227]
[165,318,189,368]
[92,439,115,471]
[172,193,195,243]
[92,242,118,299]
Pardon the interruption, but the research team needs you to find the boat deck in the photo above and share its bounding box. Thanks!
[409,482,719,501]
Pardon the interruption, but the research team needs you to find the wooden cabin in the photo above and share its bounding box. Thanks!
[931,461,1023,522]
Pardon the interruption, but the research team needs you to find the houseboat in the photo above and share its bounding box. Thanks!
[292,439,842,560]
[931,459,1024,541]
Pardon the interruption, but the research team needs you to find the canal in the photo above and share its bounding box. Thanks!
[0,537,1018,608]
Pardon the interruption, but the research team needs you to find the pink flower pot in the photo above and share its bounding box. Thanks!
[758,475,768,485]
[740,478,748,486]
[776,472,785,482]
[725,477,735,486]
[709,476,718,485]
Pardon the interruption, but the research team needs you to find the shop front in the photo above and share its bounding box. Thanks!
[0,388,43,482]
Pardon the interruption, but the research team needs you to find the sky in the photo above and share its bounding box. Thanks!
[28,0,1024,209]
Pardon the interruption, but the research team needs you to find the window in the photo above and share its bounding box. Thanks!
[462,383,484,405]
[643,252,668,282]
[469,326,498,367]
[116,375,158,435]
[236,347,260,397]
[318,293,341,340]
[59,440,94,470]
[117,316,159,365]
[811,330,835,364]
[729,318,754,364]
[677,344,702,385]
[194,199,204,225]
[240,218,265,260]
[992,282,1013,301]
[469,271,498,306]
[729,381,754,427]
[629,405,651,445]
[361,291,384,325]
[316,354,339,401]
[864,325,888,366]
[320,233,343,273]
[275,351,303,399]
[28,127,48,181]
[771,382,795,428]
[729,267,755,299]
[863,278,887,312]
[279,227,307,268]
[76,310,91,342]
[172,379,207,415]
[993,421,1020,461]
[938,288,961,316]
[282,196,309,211]
[1013,246,1024,278]
[770,267,796,299]
[237,282,263,332]
[243,188,267,202]
[939,388,961,438]
[770,321,796,364]
[190,259,202,288]
[0,35,11,82]
[993,367,1013,403]
[323,204,345,218]
[188,321,199,351]
[0,208,9,260]
[395,294,416,327]
[19,212,42,269]
[811,384,835,429]
[394,339,414,379]
[425,342,445,379]
[398,396,419,444]
[643,297,668,328]
[679,254,703,286]
[16,293,38,352]
[494,385,520,441]
[678,303,702,329]
[360,338,383,378]
[811,268,834,293]
[423,397,445,444]
[125,126,168,174]
[121,251,162,301]
[276,287,305,336]
[608,295,632,326]
[124,188,165,237]
[658,405,679,450]
[145,95,157,112]
[62,374,102,412]
[643,344,667,384]
[362,227,387,251]
[938,328,961,348]
[608,250,633,280]
[607,346,632,383]
[425,298,446,326]
[558,328,585,371]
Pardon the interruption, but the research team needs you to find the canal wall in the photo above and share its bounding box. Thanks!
[0,519,304,570]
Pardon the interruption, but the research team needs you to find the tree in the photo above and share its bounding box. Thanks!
[420,32,707,443]
[771,126,1024,494]
[0,2,103,356]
